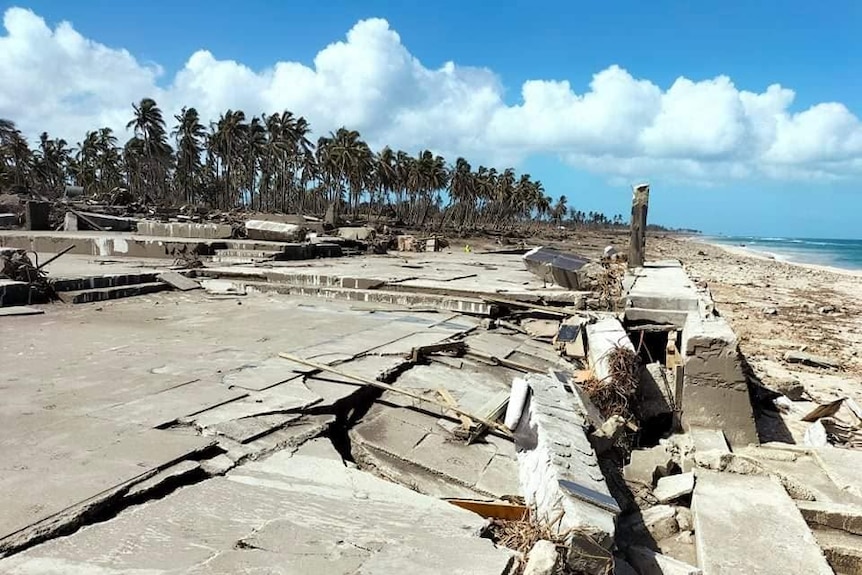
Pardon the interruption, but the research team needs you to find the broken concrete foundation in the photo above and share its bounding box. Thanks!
[3,235,858,575]
[625,261,757,448]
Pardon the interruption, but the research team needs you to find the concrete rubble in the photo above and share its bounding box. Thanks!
[2,223,861,575]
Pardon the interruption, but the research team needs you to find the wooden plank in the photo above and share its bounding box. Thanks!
[801,398,845,422]
[157,271,201,291]
[437,387,474,430]
[278,353,514,438]
[446,499,527,521]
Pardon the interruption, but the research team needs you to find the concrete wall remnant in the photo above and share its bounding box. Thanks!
[516,373,618,575]
[681,313,757,447]
[138,220,232,239]
[624,260,758,448]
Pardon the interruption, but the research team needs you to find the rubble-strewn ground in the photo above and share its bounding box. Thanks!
[3,228,862,575]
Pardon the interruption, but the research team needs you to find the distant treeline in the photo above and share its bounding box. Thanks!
[3,98,677,231]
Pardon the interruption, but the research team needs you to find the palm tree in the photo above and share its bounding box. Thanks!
[172,107,206,204]
[552,195,568,226]
[210,110,248,208]
[126,98,173,202]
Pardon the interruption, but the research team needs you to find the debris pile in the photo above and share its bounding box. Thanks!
[0,248,55,303]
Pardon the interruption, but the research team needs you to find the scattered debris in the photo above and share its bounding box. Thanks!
[785,351,842,370]
[802,398,846,422]
[157,271,201,291]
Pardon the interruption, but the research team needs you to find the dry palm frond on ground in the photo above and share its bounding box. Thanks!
[581,344,640,420]
[488,510,611,575]
[595,261,625,310]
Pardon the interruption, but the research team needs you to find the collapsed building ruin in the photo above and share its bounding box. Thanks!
[0,201,861,575]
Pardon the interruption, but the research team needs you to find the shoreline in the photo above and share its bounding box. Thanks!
[686,236,862,279]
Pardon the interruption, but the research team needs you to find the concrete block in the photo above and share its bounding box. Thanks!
[625,445,674,486]
[653,472,695,503]
[63,212,78,231]
[798,501,862,535]
[640,504,680,541]
[627,546,702,575]
[337,226,376,241]
[681,314,757,448]
[0,213,17,228]
[693,470,833,575]
[689,427,729,454]
[523,540,558,575]
[676,507,693,531]
[624,263,701,312]
[245,219,305,242]
[624,307,690,329]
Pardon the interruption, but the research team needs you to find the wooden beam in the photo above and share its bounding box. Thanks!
[278,352,513,438]
[628,183,650,268]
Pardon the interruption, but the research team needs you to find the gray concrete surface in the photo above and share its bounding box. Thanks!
[693,470,833,575]
[0,288,495,561]
[0,442,515,574]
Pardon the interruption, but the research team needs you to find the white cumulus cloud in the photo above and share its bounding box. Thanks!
[1,6,861,184]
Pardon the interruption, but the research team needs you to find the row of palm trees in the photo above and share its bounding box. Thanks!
[0,98,624,230]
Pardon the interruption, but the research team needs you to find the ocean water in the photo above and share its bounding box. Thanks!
[705,236,862,270]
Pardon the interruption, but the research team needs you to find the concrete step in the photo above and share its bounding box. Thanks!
[812,527,862,575]
[52,273,160,292]
[239,280,496,316]
[59,281,171,304]
[214,249,282,258]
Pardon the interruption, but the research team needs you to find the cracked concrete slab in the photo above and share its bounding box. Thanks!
[0,443,515,574]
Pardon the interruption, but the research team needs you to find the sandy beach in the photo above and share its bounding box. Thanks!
[648,234,862,442]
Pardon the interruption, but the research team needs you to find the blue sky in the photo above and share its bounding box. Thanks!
[2,0,861,237]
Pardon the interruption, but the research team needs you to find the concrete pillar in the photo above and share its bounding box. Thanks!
[64,212,79,231]
[25,201,51,231]
[628,184,649,268]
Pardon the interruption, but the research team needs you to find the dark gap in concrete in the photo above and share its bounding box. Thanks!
[628,329,669,365]
[305,386,384,464]
[637,414,675,448]
[0,459,213,560]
